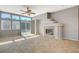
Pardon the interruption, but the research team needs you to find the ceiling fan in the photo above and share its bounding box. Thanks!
[20,5,36,16]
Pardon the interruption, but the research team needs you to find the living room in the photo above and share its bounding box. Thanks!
[0,5,78,53]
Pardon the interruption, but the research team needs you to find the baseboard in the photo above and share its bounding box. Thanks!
[63,38,79,41]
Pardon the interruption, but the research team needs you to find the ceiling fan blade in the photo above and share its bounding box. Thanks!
[20,6,35,16]
[20,10,27,12]
[31,12,36,14]
[22,5,29,9]
[21,12,26,14]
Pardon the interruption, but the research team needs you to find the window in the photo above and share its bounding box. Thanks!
[26,17,31,21]
[1,12,11,20]
[12,15,19,20]
[26,23,30,30]
[20,16,31,21]
[0,11,31,33]
[12,21,20,30]
[20,22,31,33]
[21,23,25,29]
[26,22,31,33]
[20,16,27,21]
[21,23,26,33]
[1,20,11,30]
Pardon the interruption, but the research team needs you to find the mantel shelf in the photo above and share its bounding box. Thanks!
[44,23,63,27]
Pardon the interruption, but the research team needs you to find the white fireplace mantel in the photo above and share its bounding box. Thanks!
[44,23,63,27]
[43,23,63,39]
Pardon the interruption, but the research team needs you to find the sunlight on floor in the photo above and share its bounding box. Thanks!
[0,41,13,45]
[0,35,40,46]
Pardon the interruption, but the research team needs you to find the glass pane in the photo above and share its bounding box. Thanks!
[21,23,26,33]
[20,16,27,21]
[1,12,11,20]
[12,21,20,30]
[1,20,11,30]
[21,16,31,21]
[26,23,30,30]
[12,15,19,20]
[26,17,31,21]
[21,22,31,34]
[21,23,25,30]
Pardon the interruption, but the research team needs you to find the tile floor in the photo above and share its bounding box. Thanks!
[0,35,79,53]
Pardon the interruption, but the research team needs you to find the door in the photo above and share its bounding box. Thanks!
[21,22,31,35]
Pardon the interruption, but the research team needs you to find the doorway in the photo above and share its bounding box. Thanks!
[21,22,31,35]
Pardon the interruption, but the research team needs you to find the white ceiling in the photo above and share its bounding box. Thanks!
[0,5,76,17]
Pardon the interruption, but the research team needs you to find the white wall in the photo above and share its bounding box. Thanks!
[52,6,78,40]
[32,13,55,35]
[78,7,79,40]
[32,13,47,35]
[32,6,79,40]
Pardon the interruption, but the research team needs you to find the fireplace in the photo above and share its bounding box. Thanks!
[43,23,63,39]
[46,29,54,35]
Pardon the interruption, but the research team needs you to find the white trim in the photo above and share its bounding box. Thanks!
[63,38,79,41]
[35,20,36,34]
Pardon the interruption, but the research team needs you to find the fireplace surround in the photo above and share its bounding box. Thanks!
[44,23,63,39]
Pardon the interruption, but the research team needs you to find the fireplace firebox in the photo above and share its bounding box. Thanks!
[46,29,53,35]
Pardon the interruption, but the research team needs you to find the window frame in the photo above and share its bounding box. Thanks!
[20,21,31,34]
[1,20,11,30]
[0,11,31,32]
[12,14,20,21]
[0,12,11,31]
[20,16,32,21]
[1,12,11,20]
[12,21,20,30]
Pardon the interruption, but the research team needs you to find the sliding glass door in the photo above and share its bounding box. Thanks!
[21,22,31,34]
[20,16,31,35]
